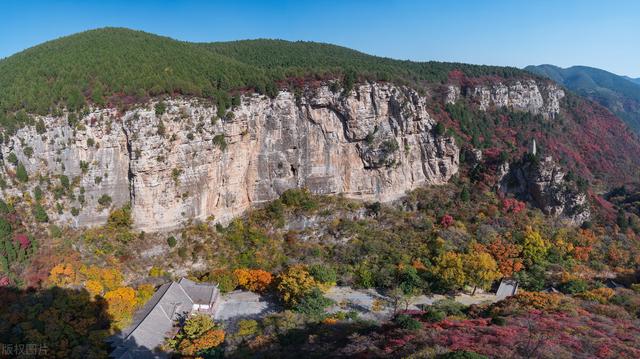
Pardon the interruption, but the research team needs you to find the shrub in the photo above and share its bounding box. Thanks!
[71,207,80,216]
[36,118,46,134]
[0,217,12,237]
[107,205,132,229]
[280,189,318,211]
[6,152,18,165]
[212,134,227,151]
[59,175,70,190]
[167,236,177,247]
[308,264,337,284]
[431,299,467,317]
[97,194,112,207]
[172,168,182,185]
[578,287,615,304]
[16,163,28,182]
[560,278,588,294]
[208,269,239,293]
[149,266,165,277]
[80,160,89,173]
[394,314,422,331]
[0,200,10,214]
[33,186,43,202]
[490,316,506,326]
[292,288,334,319]
[32,204,49,222]
[436,352,489,359]
[236,319,259,337]
[155,101,166,116]
[23,147,33,158]
[423,310,446,322]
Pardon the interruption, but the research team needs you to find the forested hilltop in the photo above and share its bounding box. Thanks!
[0,27,530,131]
[1,27,640,359]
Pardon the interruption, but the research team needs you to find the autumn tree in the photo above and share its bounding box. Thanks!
[104,286,137,329]
[234,268,273,292]
[169,313,225,356]
[464,252,501,295]
[488,239,523,277]
[431,251,466,292]
[521,227,550,266]
[276,265,317,306]
[48,263,76,286]
[85,279,104,297]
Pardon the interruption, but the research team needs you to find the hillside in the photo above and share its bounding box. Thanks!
[623,76,640,86]
[0,27,532,133]
[526,64,640,133]
[1,27,640,359]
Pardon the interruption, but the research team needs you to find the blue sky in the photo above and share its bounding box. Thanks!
[1,0,639,77]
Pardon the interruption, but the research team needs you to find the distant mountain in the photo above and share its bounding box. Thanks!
[623,76,640,86]
[525,64,640,133]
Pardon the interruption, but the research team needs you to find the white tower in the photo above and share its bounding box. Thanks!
[531,139,537,156]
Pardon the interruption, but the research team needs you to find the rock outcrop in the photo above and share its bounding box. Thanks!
[1,83,459,231]
[498,155,590,224]
[445,80,564,119]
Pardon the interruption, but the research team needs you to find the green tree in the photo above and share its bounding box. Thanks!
[16,163,28,182]
[32,204,49,222]
[155,101,166,116]
[292,288,334,319]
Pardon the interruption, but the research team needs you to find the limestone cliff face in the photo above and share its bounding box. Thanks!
[446,80,564,118]
[498,155,590,224]
[1,83,459,231]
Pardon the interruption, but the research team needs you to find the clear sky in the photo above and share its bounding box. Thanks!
[1,0,639,77]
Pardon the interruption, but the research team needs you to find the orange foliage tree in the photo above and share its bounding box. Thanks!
[234,268,273,292]
[487,239,523,277]
[48,263,76,286]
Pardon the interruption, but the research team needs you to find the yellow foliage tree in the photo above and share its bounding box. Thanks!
[579,287,615,304]
[521,226,550,266]
[104,287,137,329]
[276,265,317,306]
[431,252,466,291]
[234,268,273,292]
[48,263,76,286]
[85,280,104,297]
[136,284,156,306]
[79,265,124,291]
[464,252,502,295]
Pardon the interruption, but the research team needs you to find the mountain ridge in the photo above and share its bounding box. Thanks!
[0,27,532,132]
[526,64,640,133]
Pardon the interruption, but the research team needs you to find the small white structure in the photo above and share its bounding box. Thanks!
[531,139,537,156]
[496,279,519,300]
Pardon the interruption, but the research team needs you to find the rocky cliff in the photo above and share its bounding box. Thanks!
[1,83,461,231]
[446,79,564,118]
[498,155,590,224]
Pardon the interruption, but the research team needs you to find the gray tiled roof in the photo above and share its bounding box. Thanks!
[179,277,218,304]
[109,278,219,359]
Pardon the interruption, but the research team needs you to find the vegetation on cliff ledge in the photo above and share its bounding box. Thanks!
[0,27,530,132]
